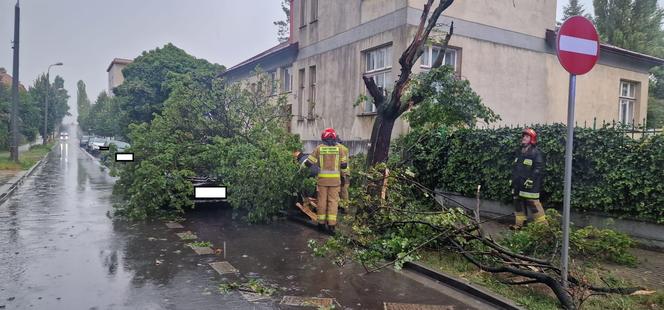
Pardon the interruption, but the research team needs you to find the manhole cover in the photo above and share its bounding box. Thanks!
[165,222,184,229]
[280,296,334,307]
[190,246,214,255]
[384,303,455,310]
[176,231,197,240]
[209,261,239,275]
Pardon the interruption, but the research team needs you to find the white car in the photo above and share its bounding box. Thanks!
[60,132,69,140]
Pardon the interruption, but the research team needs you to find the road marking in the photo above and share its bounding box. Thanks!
[280,296,335,307]
[209,261,239,275]
[165,222,184,229]
[559,35,598,55]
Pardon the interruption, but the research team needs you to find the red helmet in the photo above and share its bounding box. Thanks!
[522,128,537,144]
[321,128,337,140]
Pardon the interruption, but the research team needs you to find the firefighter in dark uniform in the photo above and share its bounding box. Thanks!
[511,128,548,228]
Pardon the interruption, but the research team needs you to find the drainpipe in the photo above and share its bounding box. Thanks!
[289,0,295,43]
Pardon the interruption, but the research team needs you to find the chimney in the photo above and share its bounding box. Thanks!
[288,0,295,43]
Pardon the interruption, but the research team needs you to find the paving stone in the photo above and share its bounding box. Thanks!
[383,303,455,310]
[209,261,239,275]
[175,231,197,240]
[280,296,334,307]
[165,222,184,229]
[190,246,214,255]
[239,291,270,302]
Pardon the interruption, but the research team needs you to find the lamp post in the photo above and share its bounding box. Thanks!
[43,62,63,145]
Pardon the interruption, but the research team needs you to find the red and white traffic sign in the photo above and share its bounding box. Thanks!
[556,16,599,75]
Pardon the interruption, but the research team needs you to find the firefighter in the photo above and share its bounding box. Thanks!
[336,137,350,205]
[510,128,547,229]
[294,150,319,178]
[305,128,348,233]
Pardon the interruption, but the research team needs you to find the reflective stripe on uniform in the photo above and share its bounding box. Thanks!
[319,173,341,178]
[327,214,337,221]
[515,213,527,220]
[320,146,339,154]
[317,214,327,220]
[523,159,533,166]
[534,214,547,223]
[307,155,318,164]
[519,191,540,199]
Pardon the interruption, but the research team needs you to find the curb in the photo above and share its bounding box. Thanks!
[284,212,523,310]
[403,261,524,310]
[0,144,54,206]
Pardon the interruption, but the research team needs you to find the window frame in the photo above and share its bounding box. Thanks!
[299,0,307,28]
[362,44,394,114]
[310,0,318,23]
[281,66,293,93]
[268,70,278,96]
[308,65,317,118]
[420,45,460,72]
[618,80,637,125]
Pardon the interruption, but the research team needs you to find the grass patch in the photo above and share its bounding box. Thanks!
[0,143,54,170]
[187,241,212,248]
[419,251,662,310]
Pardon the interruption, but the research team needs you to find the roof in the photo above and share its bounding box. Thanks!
[0,67,26,91]
[221,42,299,80]
[106,58,133,72]
[545,29,664,68]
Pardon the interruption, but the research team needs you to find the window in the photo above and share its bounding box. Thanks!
[310,0,318,22]
[619,81,637,124]
[281,66,292,93]
[421,46,458,71]
[363,45,393,113]
[300,0,307,27]
[268,70,277,95]
[308,66,317,117]
[298,68,306,117]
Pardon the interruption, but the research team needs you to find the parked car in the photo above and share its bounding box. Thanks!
[79,135,91,147]
[87,137,108,154]
[105,140,131,152]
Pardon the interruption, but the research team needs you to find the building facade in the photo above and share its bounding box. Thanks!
[106,58,132,96]
[222,0,663,153]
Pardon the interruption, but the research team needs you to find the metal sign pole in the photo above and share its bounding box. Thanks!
[561,74,576,288]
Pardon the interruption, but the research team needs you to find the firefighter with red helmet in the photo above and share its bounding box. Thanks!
[305,128,348,233]
[510,128,547,228]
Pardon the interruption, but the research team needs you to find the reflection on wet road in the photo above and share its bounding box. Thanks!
[0,132,491,309]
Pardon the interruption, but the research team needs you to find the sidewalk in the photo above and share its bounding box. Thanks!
[480,220,664,291]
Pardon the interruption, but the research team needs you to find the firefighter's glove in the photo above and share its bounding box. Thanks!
[524,179,534,189]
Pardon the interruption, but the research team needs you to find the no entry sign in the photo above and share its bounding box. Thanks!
[556,16,599,75]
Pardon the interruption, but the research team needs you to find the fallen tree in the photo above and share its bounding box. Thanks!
[311,166,643,309]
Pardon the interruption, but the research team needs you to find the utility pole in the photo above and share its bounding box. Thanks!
[10,0,20,162]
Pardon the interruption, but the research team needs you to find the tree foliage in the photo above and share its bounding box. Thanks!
[274,0,291,43]
[113,70,301,222]
[86,92,122,137]
[112,43,224,137]
[593,0,664,58]
[26,74,70,141]
[562,0,592,21]
[76,80,92,132]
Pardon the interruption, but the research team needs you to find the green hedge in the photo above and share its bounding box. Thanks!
[403,124,664,223]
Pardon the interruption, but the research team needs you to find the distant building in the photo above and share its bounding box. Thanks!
[0,67,26,91]
[222,0,664,154]
[106,58,132,95]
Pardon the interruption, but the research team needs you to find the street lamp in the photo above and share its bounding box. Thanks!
[43,62,63,145]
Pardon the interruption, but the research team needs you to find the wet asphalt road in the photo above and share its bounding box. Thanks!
[0,132,494,310]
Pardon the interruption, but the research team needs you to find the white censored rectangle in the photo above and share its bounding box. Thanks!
[115,153,134,162]
[559,35,598,56]
[195,187,227,199]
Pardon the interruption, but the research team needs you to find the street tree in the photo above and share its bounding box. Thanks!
[561,0,591,21]
[274,0,291,43]
[593,0,664,57]
[112,43,224,137]
[88,92,122,137]
[76,80,92,132]
[28,74,69,142]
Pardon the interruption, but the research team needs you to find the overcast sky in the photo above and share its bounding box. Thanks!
[1,0,662,122]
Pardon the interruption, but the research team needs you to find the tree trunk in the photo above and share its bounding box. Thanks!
[367,113,396,166]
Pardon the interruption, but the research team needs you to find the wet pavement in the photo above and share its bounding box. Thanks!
[0,131,493,310]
